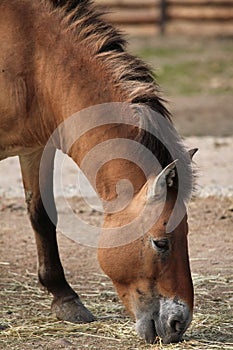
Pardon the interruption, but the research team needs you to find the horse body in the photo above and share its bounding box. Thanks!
[0,0,195,344]
[0,0,117,159]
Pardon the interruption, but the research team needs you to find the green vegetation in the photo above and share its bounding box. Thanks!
[140,45,201,60]
[156,59,232,95]
[135,38,233,96]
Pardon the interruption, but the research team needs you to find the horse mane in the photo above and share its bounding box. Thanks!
[50,1,170,117]
[48,1,193,198]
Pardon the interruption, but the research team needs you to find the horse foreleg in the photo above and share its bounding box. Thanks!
[19,149,95,323]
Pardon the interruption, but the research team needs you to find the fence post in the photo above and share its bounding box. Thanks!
[160,0,167,35]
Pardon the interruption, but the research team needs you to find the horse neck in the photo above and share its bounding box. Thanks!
[37,33,146,200]
[63,119,147,202]
[37,42,121,127]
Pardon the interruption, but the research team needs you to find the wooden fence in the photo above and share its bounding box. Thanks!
[96,0,233,36]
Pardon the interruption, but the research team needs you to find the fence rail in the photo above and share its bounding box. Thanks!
[96,0,233,35]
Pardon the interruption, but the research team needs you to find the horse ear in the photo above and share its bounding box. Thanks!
[188,148,198,159]
[147,160,178,202]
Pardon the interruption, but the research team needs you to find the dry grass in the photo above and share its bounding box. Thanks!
[1,270,232,350]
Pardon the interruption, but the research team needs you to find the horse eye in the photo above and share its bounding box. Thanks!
[151,238,169,252]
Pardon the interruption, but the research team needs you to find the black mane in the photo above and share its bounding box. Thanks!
[49,0,194,198]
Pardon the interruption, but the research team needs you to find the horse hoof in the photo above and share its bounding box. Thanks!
[51,296,96,323]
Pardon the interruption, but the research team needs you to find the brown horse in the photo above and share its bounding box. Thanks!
[0,0,197,344]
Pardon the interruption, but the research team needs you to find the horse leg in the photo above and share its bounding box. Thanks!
[19,149,95,323]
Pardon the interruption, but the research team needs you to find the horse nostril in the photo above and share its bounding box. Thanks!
[170,319,183,333]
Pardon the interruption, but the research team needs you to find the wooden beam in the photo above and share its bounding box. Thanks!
[167,6,233,21]
[105,9,160,24]
[167,0,233,5]
[118,24,161,35]
[160,0,167,34]
[167,20,233,35]
[97,0,157,8]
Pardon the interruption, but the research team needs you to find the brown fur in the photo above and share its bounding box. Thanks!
[0,0,194,343]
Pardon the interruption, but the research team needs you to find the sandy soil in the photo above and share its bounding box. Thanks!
[0,196,232,350]
[0,136,232,199]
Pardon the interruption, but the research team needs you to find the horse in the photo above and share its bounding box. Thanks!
[0,0,197,344]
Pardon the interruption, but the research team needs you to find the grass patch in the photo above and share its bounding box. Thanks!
[139,46,183,59]
[155,59,233,95]
[1,272,232,350]
[136,39,233,96]
[139,44,203,60]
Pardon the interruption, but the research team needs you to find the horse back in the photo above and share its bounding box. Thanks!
[0,0,54,158]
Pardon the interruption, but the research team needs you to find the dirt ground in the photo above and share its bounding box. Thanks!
[0,196,232,350]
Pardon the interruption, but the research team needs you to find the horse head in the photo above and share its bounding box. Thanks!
[98,155,196,344]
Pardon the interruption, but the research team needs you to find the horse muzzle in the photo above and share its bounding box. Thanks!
[135,298,192,344]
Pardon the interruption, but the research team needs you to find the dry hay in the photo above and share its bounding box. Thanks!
[0,269,232,350]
